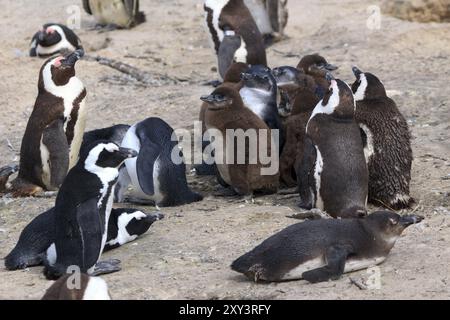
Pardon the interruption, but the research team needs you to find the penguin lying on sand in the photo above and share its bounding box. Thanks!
[231,211,423,283]
[42,274,111,300]
[4,207,163,271]
[351,66,414,210]
[30,23,83,58]
[42,140,137,280]
[119,117,203,207]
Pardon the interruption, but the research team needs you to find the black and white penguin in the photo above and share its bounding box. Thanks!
[0,165,18,193]
[297,74,368,218]
[4,207,162,271]
[80,124,131,157]
[42,274,111,300]
[83,0,146,29]
[239,65,284,150]
[231,211,424,283]
[351,66,414,210]
[10,50,86,197]
[30,23,83,58]
[43,141,137,280]
[119,117,203,207]
[204,0,267,79]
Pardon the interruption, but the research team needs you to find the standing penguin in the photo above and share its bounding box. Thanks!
[83,0,146,29]
[30,23,83,58]
[351,66,414,209]
[231,211,423,283]
[43,141,138,280]
[42,274,111,300]
[297,74,368,218]
[120,117,203,207]
[10,50,86,197]
[202,86,279,196]
[204,0,267,79]
[4,207,162,271]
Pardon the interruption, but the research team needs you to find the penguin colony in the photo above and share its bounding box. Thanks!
[0,0,423,300]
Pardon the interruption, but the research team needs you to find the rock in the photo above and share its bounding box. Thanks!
[382,0,450,23]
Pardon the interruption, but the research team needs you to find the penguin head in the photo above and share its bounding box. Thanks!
[364,211,424,243]
[35,24,64,47]
[240,65,276,93]
[223,62,250,83]
[351,66,387,101]
[272,66,303,86]
[124,211,164,238]
[39,49,84,88]
[313,74,355,119]
[297,54,338,73]
[82,141,138,174]
[201,86,242,111]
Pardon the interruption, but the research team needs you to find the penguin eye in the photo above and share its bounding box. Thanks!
[389,218,398,225]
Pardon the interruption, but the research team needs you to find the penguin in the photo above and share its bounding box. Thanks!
[30,23,83,58]
[80,124,131,156]
[10,50,87,197]
[296,54,338,95]
[43,141,138,280]
[231,211,424,283]
[4,207,162,271]
[204,0,267,79]
[351,66,414,209]
[42,274,111,300]
[272,66,324,186]
[0,165,18,193]
[239,65,284,151]
[119,117,203,207]
[201,86,279,196]
[83,0,146,29]
[243,0,289,45]
[297,74,368,218]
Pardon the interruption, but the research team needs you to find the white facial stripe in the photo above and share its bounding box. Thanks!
[82,277,111,300]
[204,0,229,42]
[84,143,121,180]
[107,211,147,246]
[354,73,368,101]
[307,80,340,132]
[35,25,77,56]
[234,37,247,63]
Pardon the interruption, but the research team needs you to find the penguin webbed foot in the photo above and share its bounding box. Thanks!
[94,23,121,33]
[91,259,121,276]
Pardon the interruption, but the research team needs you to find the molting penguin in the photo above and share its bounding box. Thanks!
[42,274,111,300]
[231,211,423,283]
[43,141,137,280]
[204,0,267,79]
[10,50,86,197]
[4,207,161,271]
[83,0,146,29]
[297,54,338,93]
[120,117,203,207]
[351,66,414,209]
[201,86,279,196]
[297,74,368,218]
[30,23,83,58]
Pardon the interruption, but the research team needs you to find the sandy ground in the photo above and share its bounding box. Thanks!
[0,0,449,300]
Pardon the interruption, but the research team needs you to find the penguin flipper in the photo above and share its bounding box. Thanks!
[297,137,316,209]
[42,118,69,189]
[136,140,160,196]
[302,245,350,283]
[82,0,92,15]
[218,33,242,79]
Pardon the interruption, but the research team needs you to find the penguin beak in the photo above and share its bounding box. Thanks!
[60,49,85,67]
[200,95,215,103]
[272,68,282,78]
[37,31,46,42]
[240,72,253,81]
[117,147,138,159]
[399,215,424,227]
[352,66,363,78]
[324,63,338,71]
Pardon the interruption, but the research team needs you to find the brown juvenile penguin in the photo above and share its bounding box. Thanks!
[9,50,86,197]
[42,274,111,300]
[204,0,267,79]
[297,74,368,218]
[231,211,423,283]
[351,66,414,209]
[297,54,338,91]
[201,86,279,195]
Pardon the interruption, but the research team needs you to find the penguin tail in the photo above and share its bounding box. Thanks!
[4,251,43,271]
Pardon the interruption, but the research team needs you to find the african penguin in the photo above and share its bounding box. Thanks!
[297,74,368,218]
[231,211,424,283]
[4,207,162,271]
[119,117,203,207]
[204,0,267,79]
[42,274,111,300]
[83,0,146,29]
[351,66,414,210]
[43,141,138,280]
[0,165,18,193]
[10,50,86,197]
[30,23,83,58]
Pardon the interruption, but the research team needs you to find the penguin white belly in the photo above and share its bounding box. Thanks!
[240,87,269,120]
[234,38,248,63]
[152,157,165,204]
[40,136,51,188]
[99,189,114,258]
[36,40,76,56]
[343,257,386,273]
[46,243,57,266]
[244,0,273,34]
[281,257,325,281]
[69,98,87,169]
[314,146,324,210]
